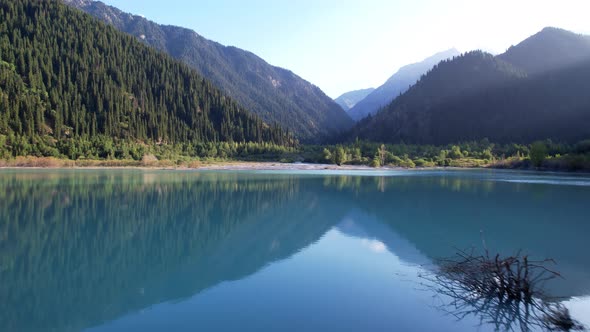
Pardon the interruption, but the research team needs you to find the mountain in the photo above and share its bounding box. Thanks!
[347,48,460,121]
[498,27,590,75]
[350,51,526,143]
[0,0,293,159]
[424,59,590,143]
[63,0,353,142]
[350,28,590,144]
[334,88,375,111]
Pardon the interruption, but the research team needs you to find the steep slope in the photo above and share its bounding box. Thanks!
[350,28,590,144]
[63,0,353,141]
[498,27,590,74]
[347,48,460,121]
[421,59,590,143]
[0,0,292,155]
[350,51,527,143]
[334,88,375,111]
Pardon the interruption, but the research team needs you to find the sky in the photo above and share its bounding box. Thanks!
[101,0,590,98]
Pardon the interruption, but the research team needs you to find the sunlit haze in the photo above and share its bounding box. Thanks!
[102,0,590,97]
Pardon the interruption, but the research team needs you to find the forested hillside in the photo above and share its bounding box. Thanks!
[0,0,293,159]
[347,48,459,121]
[350,51,526,143]
[64,0,353,141]
[422,60,590,143]
[350,29,590,145]
[498,27,590,75]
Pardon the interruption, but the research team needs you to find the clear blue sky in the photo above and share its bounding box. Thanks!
[102,0,590,98]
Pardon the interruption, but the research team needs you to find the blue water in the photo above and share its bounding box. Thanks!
[0,169,588,331]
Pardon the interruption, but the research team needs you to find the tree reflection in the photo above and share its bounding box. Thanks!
[0,171,345,332]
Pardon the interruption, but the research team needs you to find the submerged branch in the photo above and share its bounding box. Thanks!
[421,249,585,332]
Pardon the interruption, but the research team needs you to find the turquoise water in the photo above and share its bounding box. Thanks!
[0,169,589,331]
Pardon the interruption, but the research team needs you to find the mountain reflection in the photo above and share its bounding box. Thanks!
[334,173,590,298]
[0,171,344,332]
[0,170,588,332]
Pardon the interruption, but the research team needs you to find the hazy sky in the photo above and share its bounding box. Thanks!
[102,0,590,98]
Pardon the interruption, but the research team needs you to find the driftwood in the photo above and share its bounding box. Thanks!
[420,247,585,332]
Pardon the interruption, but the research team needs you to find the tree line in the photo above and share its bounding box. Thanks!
[313,139,590,170]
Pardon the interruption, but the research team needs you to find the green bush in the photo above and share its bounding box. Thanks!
[399,159,416,168]
[370,156,381,168]
[449,145,464,159]
[414,158,435,167]
[333,146,348,166]
[530,141,547,167]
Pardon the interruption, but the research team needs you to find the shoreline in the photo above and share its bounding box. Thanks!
[1,160,589,175]
[0,161,387,171]
[1,156,589,173]
[0,159,462,171]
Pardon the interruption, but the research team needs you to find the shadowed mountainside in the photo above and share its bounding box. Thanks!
[349,28,590,144]
[347,48,459,121]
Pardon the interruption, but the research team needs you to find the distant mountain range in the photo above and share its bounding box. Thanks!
[350,28,590,144]
[63,0,353,142]
[334,88,375,111]
[346,48,460,121]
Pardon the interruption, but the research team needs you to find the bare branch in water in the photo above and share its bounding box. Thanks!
[421,248,586,332]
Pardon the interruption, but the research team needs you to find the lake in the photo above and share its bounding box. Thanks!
[1,169,589,331]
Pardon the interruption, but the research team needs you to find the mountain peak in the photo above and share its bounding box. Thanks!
[425,48,460,61]
[62,0,95,7]
[334,88,375,111]
[540,26,571,34]
[498,27,590,74]
[347,48,460,121]
[349,44,590,144]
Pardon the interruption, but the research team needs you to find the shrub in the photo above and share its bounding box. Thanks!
[370,156,381,168]
[530,141,547,167]
[399,158,416,168]
[414,158,435,167]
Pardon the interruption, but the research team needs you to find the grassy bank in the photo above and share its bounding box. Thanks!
[490,154,590,172]
[2,140,590,172]
[309,140,590,172]
[0,156,209,169]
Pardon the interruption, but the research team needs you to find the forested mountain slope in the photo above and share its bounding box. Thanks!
[347,48,459,121]
[0,0,292,159]
[349,28,590,144]
[64,0,353,141]
[498,27,590,75]
[350,51,527,143]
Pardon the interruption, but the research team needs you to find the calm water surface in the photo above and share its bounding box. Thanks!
[1,169,589,331]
